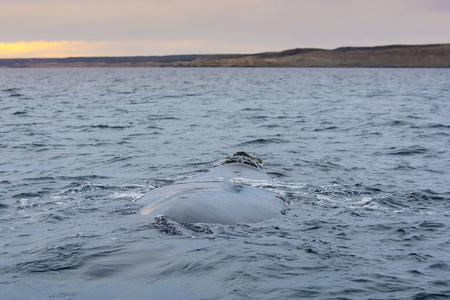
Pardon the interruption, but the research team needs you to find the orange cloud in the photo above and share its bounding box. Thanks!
[0,40,215,58]
[0,41,110,58]
[0,39,284,58]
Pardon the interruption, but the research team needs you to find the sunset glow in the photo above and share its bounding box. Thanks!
[0,40,274,59]
[0,41,111,58]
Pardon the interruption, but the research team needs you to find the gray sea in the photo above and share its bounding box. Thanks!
[0,67,449,300]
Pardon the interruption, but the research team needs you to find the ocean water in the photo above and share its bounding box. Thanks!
[0,67,449,300]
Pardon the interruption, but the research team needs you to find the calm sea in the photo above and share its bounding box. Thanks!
[0,68,449,299]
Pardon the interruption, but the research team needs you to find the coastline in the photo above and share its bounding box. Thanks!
[1,43,449,68]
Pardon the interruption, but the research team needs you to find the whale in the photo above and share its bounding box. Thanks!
[137,152,284,225]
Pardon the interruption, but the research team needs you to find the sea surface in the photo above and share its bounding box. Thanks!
[0,67,449,300]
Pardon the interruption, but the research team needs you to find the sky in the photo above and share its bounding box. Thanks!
[0,0,449,58]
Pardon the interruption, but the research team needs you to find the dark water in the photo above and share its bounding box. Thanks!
[0,68,449,299]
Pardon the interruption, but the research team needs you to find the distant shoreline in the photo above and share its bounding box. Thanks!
[1,43,449,68]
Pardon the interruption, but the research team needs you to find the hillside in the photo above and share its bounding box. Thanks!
[1,44,449,68]
[187,44,450,67]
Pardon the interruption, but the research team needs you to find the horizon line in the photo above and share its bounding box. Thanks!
[1,42,449,60]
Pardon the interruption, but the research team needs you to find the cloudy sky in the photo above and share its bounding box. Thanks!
[1,0,449,58]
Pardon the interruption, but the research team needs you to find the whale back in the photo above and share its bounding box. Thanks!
[138,163,282,225]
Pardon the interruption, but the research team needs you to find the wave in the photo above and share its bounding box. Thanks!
[379,146,429,156]
[237,138,289,146]
[8,243,84,273]
[428,123,450,129]
[147,115,179,121]
[389,120,413,126]
[406,189,449,203]
[313,126,338,131]
[2,88,21,93]
[12,111,27,115]
[90,124,130,129]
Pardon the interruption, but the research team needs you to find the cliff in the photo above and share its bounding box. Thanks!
[1,44,449,68]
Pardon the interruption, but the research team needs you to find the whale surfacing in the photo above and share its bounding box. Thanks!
[138,152,284,225]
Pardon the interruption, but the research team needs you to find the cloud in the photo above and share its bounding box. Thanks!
[0,41,111,58]
[0,39,287,58]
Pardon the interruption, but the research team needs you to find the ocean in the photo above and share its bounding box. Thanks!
[0,67,449,299]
